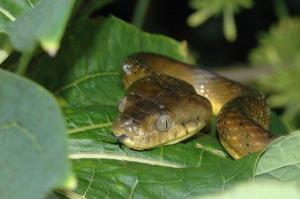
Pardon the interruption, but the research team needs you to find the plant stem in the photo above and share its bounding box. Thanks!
[16,51,33,75]
[132,0,150,28]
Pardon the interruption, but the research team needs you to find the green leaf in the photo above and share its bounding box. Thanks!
[0,69,74,199]
[30,16,288,198]
[200,181,300,199]
[70,155,257,198]
[1,0,75,56]
[255,131,300,181]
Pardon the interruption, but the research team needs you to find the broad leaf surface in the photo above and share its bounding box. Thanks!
[256,131,300,181]
[0,69,73,199]
[201,181,300,199]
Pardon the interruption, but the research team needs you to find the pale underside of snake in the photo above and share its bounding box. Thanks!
[112,53,274,159]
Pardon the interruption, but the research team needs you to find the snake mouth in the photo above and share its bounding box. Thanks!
[116,134,147,150]
[112,123,141,149]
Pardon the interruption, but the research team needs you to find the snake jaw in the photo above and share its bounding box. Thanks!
[116,135,143,150]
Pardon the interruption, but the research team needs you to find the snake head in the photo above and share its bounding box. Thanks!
[112,74,212,150]
[112,103,177,150]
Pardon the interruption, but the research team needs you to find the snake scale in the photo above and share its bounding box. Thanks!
[112,53,274,159]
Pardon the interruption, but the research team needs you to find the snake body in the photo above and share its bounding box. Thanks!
[112,53,274,159]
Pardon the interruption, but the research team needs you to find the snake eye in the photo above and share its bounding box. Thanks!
[156,114,173,132]
[118,97,127,112]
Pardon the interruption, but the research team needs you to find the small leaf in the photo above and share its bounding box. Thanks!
[0,69,74,199]
[1,0,75,55]
[223,4,237,42]
[187,9,213,27]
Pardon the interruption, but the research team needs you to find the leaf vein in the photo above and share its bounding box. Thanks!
[0,6,16,21]
[69,152,184,168]
[0,122,43,153]
[83,167,95,197]
[68,122,112,134]
[26,0,34,7]
[55,71,119,93]
[128,179,139,199]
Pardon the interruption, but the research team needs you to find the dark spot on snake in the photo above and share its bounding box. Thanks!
[117,134,128,142]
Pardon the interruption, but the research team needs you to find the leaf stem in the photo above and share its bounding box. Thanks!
[16,50,33,75]
[131,0,150,28]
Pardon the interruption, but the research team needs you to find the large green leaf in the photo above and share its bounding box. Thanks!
[0,0,75,56]
[201,181,300,199]
[69,156,258,198]
[0,69,74,199]
[256,131,300,181]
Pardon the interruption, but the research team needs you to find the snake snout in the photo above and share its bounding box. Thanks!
[112,117,141,137]
[112,117,148,150]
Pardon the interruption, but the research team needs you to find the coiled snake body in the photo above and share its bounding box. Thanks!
[112,53,273,159]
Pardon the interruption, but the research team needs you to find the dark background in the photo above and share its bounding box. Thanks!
[99,0,300,67]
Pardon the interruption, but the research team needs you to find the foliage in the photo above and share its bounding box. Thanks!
[187,0,253,41]
[0,1,300,199]
[250,17,300,130]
